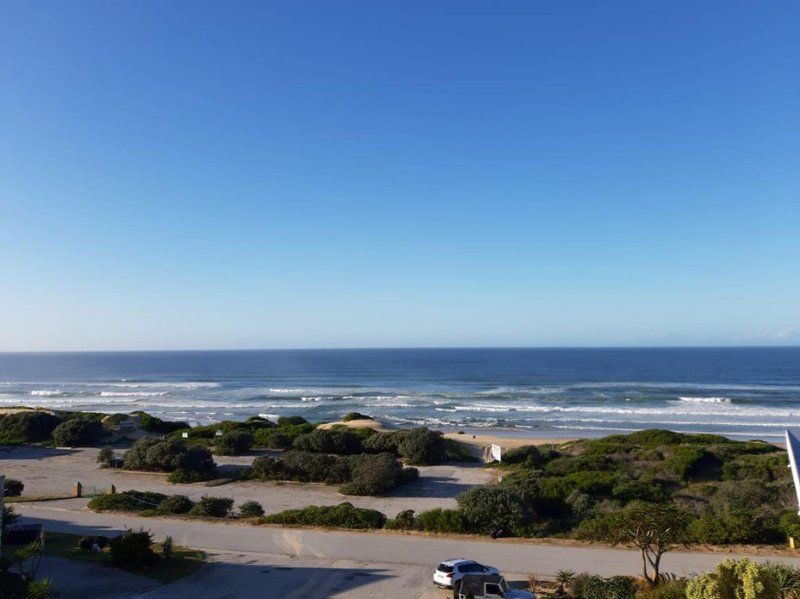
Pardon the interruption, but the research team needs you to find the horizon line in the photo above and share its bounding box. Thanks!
[1,344,799,355]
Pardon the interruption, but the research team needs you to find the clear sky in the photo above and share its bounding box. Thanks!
[1,1,798,351]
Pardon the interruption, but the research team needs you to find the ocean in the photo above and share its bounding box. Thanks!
[1,347,798,441]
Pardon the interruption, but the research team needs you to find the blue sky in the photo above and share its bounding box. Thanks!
[1,1,798,350]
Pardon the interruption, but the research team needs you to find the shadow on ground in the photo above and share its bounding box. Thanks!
[0,446,79,460]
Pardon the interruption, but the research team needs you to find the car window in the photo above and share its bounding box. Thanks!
[460,563,478,572]
[437,564,454,573]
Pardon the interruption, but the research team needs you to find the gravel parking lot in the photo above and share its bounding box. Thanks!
[1,445,495,517]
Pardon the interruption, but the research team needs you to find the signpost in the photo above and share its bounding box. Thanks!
[786,430,800,516]
[1,474,5,564]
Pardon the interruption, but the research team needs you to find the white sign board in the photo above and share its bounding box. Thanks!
[490,444,503,462]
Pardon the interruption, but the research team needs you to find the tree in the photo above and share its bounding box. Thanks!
[555,569,575,594]
[611,502,688,585]
[96,447,115,467]
[456,486,529,535]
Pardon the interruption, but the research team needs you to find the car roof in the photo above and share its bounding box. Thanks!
[440,558,475,566]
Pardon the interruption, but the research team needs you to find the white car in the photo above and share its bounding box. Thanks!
[433,558,500,589]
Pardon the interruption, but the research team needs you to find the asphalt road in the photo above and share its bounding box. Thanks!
[16,502,800,585]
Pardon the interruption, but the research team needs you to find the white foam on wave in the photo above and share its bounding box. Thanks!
[99,391,168,397]
[30,390,66,397]
[678,396,731,404]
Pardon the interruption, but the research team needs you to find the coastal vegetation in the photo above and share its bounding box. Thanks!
[246,450,418,495]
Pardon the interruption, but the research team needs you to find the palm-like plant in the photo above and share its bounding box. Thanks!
[555,569,576,593]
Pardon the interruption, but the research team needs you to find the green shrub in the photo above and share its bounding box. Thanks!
[77,535,109,551]
[636,579,688,599]
[52,417,106,447]
[580,575,636,599]
[397,428,446,465]
[262,502,386,529]
[443,438,479,462]
[102,413,129,429]
[3,478,24,497]
[109,528,158,569]
[132,412,188,434]
[0,411,61,444]
[611,477,669,503]
[665,446,720,481]
[339,453,410,496]
[157,494,194,514]
[260,431,292,449]
[363,430,404,454]
[686,558,780,599]
[415,508,466,533]
[96,447,115,467]
[688,512,772,545]
[502,445,557,467]
[722,453,788,482]
[253,423,314,447]
[88,490,168,513]
[189,495,233,518]
[214,431,253,455]
[386,509,417,530]
[277,416,309,426]
[123,437,216,479]
[292,428,363,455]
[342,412,371,422]
[539,471,618,499]
[239,500,265,518]
[778,512,800,542]
[2,504,19,526]
[456,486,528,535]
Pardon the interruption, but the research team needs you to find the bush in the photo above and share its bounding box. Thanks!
[686,558,779,599]
[189,495,233,518]
[664,446,718,481]
[77,535,109,551]
[502,445,556,468]
[3,478,24,497]
[97,447,115,467]
[214,431,253,455]
[637,579,688,599]
[52,417,106,447]
[339,453,410,496]
[415,508,466,533]
[132,412,188,434]
[88,490,168,513]
[292,428,363,455]
[457,486,528,535]
[123,437,216,480]
[253,423,314,447]
[277,416,308,426]
[580,575,636,599]
[157,494,194,514]
[261,431,292,449]
[386,509,417,530]
[109,528,158,569]
[239,500,265,518]
[0,411,61,444]
[262,502,386,529]
[397,428,446,465]
[342,412,371,422]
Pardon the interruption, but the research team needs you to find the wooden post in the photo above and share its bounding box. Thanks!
[109,484,116,495]
[73,481,82,498]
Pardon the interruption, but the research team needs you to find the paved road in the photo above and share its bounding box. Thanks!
[16,502,800,582]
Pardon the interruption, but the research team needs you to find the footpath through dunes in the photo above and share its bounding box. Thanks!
[15,502,800,584]
[0,445,495,517]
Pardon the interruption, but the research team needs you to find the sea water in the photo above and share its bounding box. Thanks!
[1,347,798,441]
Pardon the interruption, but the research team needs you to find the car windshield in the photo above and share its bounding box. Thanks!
[437,564,454,573]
